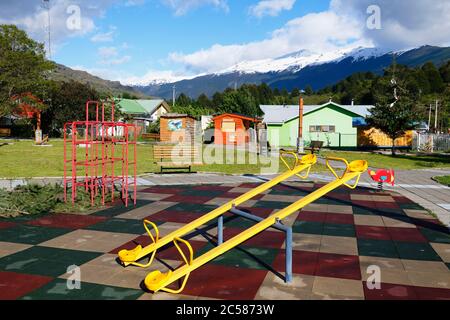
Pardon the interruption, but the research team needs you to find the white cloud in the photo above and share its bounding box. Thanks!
[169,10,367,73]
[249,0,296,18]
[167,0,450,74]
[97,46,131,65]
[161,0,229,16]
[0,0,118,44]
[98,46,118,58]
[331,0,450,50]
[90,26,117,42]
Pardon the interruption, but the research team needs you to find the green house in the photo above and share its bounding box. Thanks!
[260,102,372,148]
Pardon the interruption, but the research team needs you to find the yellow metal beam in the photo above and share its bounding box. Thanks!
[118,153,317,266]
[145,158,368,293]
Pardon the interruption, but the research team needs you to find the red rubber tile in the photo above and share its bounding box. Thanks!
[316,252,361,280]
[149,210,203,224]
[0,221,17,229]
[26,214,107,229]
[414,286,450,300]
[355,226,391,241]
[325,213,354,225]
[363,282,418,300]
[273,250,319,276]
[297,211,327,223]
[182,264,268,300]
[163,195,213,204]
[0,271,53,300]
[387,227,427,243]
[223,227,286,249]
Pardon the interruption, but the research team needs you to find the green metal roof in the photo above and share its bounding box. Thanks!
[116,99,166,115]
[136,99,165,113]
[117,99,147,114]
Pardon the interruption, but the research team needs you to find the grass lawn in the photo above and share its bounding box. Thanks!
[320,150,450,170]
[433,176,450,187]
[0,139,317,178]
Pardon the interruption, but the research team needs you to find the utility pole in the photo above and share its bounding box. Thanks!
[435,100,439,133]
[172,85,176,109]
[297,97,304,154]
[42,0,51,60]
[428,104,432,132]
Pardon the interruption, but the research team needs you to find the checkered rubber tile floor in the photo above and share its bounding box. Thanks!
[1,182,450,300]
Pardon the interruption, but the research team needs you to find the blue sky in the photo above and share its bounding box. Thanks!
[1,0,450,84]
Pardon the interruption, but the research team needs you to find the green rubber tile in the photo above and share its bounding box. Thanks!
[0,224,71,245]
[322,223,355,237]
[394,241,442,261]
[86,218,159,234]
[292,221,323,235]
[357,239,399,259]
[419,228,450,244]
[93,200,153,217]
[196,243,280,270]
[352,206,377,216]
[253,201,290,209]
[21,278,142,300]
[0,246,101,277]
[224,216,257,229]
[166,203,217,214]
[399,203,425,210]
[269,188,309,196]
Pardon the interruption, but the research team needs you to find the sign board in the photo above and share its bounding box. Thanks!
[168,119,183,131]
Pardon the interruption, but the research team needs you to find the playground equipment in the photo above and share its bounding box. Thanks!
[118,152,368,294]
[63,100,138,207]
[11,92,47,145]
[368,168,395,191]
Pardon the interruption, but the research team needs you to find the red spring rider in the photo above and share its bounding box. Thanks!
[368,169,395,191]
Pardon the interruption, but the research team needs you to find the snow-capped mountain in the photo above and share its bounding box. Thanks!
[132,45,450,98]
[217,46,389,75]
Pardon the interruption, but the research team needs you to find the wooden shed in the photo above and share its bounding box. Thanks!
[357,127,413,148]
[213,113,260,145]
[160,113,197,144]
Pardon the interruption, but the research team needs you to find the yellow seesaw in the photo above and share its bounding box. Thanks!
[118,154,368,294]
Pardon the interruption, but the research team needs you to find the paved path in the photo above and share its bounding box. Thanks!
[1,168,449,226]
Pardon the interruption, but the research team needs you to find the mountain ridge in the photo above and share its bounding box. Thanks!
[133,45,450,99]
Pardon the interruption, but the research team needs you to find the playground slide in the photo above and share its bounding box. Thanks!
[142,157,368,294]
[118,151,317,268]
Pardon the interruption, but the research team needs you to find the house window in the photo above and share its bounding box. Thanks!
[222,120,236,132]
[309,125,336,133]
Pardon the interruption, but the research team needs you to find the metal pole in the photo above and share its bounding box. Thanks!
[428,104,432,132]
[435,100,438,133]
[285,227,292,283]
[217,216,223,245]
[297,97,304,154]
[172,85,176,109]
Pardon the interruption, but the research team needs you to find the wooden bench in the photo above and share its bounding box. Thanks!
[0,128,11,137]
[142,133,160,141]
[153,144,202,173]
[305,140,324,154]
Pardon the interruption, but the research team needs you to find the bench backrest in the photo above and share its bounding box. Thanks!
[153,145,201,161]
[310,140,324,149]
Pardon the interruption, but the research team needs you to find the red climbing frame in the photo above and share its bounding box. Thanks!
[63,100,137,207]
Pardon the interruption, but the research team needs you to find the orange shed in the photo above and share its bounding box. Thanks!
[213,113,261,145]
